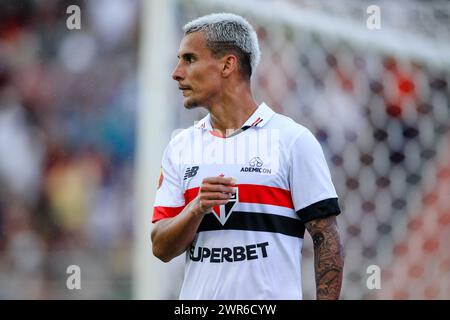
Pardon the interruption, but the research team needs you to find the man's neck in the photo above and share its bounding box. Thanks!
[208,87,258,138]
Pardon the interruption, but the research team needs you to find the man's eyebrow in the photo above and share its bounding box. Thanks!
[177,52,196,59]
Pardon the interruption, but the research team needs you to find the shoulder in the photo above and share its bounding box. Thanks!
[166,125,196,150]
[162,125,196,165]
[267,112,314,146]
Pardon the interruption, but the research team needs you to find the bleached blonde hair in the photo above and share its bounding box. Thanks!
[183,13,261,79]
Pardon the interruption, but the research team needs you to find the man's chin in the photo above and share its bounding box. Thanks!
[183,99,200,109]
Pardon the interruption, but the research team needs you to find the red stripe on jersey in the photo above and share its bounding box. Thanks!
[253,118,263,127]
[152,206,184,223]
[239,184,293,208]
[184,187,200,204]
[183,184,293,209]
[250,117,262,127]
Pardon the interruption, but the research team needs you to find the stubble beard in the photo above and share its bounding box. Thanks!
[184,97,200,109]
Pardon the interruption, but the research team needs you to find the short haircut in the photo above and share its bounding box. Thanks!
[183,13,261,80]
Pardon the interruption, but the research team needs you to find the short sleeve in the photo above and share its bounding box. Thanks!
[289,129,341,223]
[152,144,185,223]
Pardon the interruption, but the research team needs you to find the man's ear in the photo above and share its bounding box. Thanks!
[221,55,238,78]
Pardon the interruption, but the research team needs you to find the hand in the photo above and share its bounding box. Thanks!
[191,176,237,216]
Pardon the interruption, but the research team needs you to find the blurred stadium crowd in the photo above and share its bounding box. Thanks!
[0,0,138,298]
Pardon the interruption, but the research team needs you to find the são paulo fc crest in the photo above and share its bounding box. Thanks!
[211,188,239,225]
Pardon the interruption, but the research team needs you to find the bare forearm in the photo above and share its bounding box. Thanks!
[306,215,344,300]
[151,201,205,262]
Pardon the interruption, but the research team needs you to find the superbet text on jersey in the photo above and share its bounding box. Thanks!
[152,103,341,299]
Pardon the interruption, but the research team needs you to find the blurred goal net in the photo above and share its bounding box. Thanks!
[145,0,450,299]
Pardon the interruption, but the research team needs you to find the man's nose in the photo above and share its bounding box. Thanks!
[172,63,184,81]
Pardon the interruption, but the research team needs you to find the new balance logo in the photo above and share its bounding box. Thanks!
[184,166,199,180]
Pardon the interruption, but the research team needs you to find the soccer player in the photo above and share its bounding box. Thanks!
[151,13,344,300]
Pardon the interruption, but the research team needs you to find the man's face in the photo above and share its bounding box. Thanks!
[172,32,223,109]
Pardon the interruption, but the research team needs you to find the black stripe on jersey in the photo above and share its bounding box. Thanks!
[296,198,341,223]
[197,211,305,238]
[253,118,263,127]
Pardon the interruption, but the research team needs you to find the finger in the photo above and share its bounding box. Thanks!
[200,183,235,194]
[201,199,229,209]
[202,176,236,186]
[200,192,232,201]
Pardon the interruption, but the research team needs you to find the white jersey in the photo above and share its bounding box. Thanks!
[152,102,340,300]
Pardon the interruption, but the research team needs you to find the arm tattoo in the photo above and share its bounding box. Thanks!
[312,232,324,247]
[305,215,344,300]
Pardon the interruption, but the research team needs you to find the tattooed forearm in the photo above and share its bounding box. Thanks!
[305,215,344,300]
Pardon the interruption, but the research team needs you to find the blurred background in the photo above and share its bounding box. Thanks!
[0,0,449,299]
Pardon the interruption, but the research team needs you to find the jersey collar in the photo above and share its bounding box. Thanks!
[194,102,275,131]
[240,102,275,129]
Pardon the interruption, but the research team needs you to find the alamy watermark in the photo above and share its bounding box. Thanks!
[66,5,81,30]
[168,127,281,174]
[66,264,81,290]
[366,5,381,30]
[366,265,381,290]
